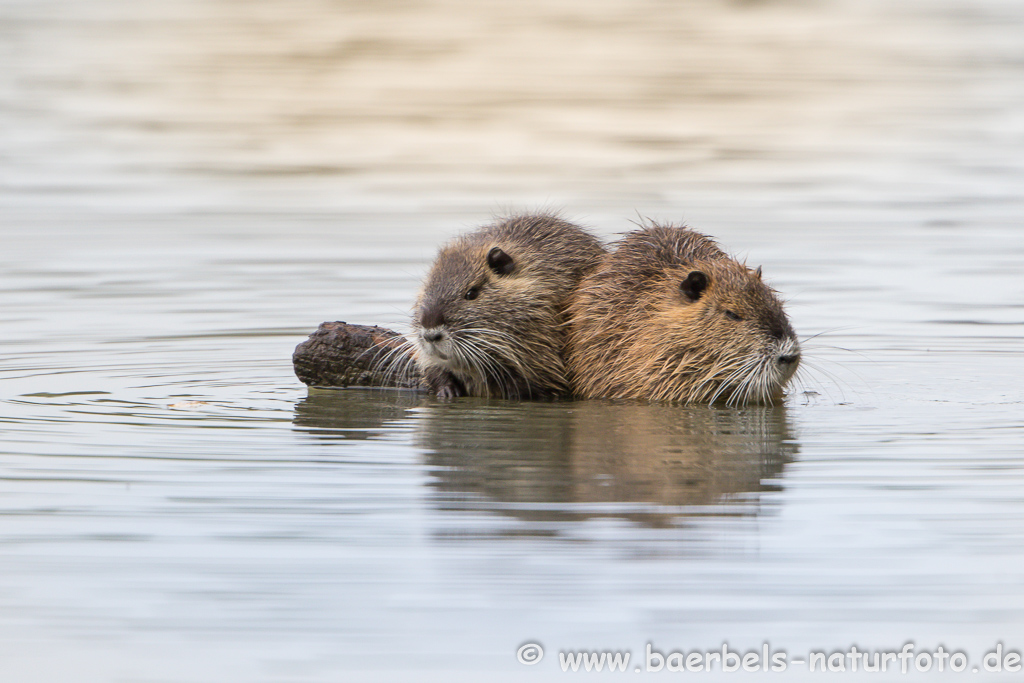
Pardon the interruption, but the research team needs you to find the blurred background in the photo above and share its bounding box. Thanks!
[5,0,1022,210]
[1,0,1023,681]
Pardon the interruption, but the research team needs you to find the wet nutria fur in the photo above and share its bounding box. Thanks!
[566,223,800,404]
[408,213,606,399]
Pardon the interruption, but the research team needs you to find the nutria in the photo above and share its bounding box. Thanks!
[407,213,606,399]
[566,223,800,404]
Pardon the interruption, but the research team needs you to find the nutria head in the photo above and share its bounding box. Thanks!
[566,224,800,404]
[411,213,605,399]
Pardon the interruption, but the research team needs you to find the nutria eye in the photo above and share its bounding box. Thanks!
[464,287,480,300]
[680,271,708,302]
[725,310,742,321]
[487,247,515,275]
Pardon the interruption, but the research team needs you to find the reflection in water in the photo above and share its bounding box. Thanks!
[293,391,797,527]
[420,400,797,527]
[567,402,795,510]
[293,387,421,441]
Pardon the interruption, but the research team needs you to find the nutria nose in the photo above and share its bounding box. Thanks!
[420,305,445,329]
[777,353,800,365]
[422,330,445,343]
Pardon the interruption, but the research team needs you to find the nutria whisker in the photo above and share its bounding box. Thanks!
[394,337,423,388]
[741,357,775,406]
[798,326,859,345]
[798,326,872,368]
[799,344,874,369]
[710,356,762,404]
[454,338,508,397]
[666,353,745,403]
[685,360,731,403]
[792,358,858,404]
[445,337,479,391]
[457,328,539,377]
[714,358,760,405]
[443,336,481,395]
[465,336,536,388]
[472,338,523,400]
[451,335,517,400]
[795,363,840,404]
[796,367,825,402]
[458,327,527,347]
[728,363,759,407]
[365,335,418,388]
[791,366,834,405]
[798,330,835,345]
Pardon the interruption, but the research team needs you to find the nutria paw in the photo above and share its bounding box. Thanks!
[435,383,462,401]
[426,368,466,400]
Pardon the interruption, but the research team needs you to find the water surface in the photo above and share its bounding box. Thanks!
[1,0,1023,680]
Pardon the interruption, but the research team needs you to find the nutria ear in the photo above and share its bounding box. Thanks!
[487,247,515,275]
[680,271,708,302]
[754,265,763,279]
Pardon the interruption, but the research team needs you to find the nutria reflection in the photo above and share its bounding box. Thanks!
[293,391,796,526]
[416,400,797,526]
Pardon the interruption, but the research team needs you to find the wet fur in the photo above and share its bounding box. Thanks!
[411,213,606,399]
[566,224,800,404]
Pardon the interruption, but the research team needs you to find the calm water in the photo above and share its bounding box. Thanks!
[2,0,1023,681]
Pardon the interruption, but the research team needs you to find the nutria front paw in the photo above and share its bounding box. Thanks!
[435,383,463,400]
[428,369,465,400]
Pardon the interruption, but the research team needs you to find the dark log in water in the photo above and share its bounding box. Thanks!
[293,322,423,389]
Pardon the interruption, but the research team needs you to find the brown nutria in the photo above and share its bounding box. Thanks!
[565,223,800,404]
[407,213,606,399]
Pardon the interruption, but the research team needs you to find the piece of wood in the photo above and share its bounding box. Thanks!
[292,322,423,389]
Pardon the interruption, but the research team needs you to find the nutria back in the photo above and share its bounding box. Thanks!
[566,223,800,404]
[411,213,606,399]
